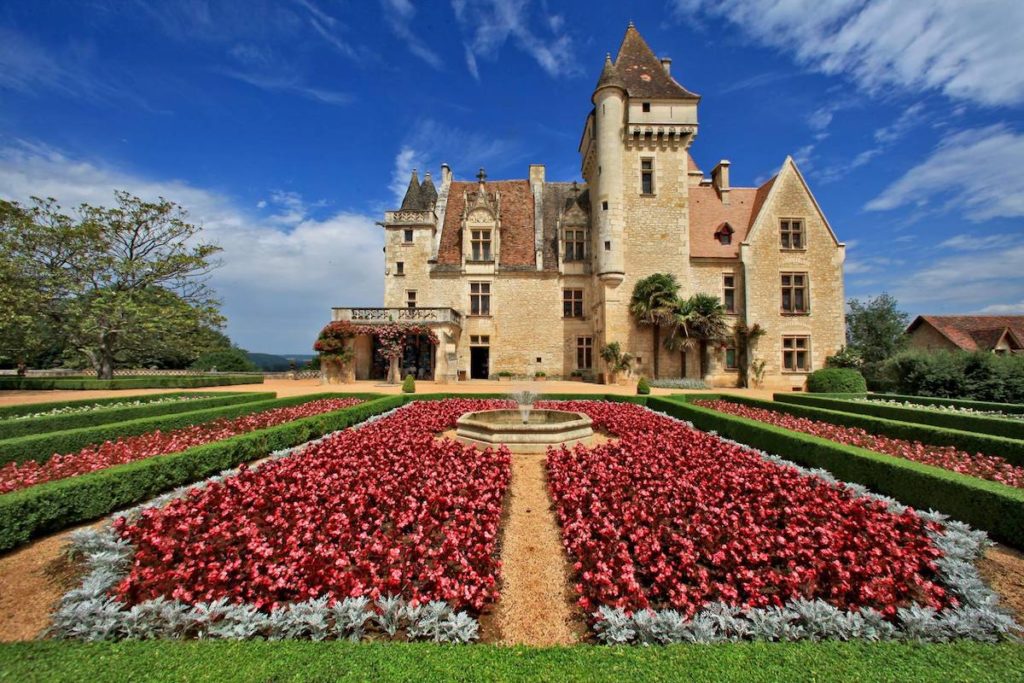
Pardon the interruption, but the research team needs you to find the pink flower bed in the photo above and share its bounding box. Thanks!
[696,399,1024,489]
[114,399,511,612]
[0,398,364,493]
[545,401,952,617]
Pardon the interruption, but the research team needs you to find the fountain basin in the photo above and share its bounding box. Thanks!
[455,409,594,453]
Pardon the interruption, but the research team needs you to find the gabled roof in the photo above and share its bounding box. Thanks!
[689,176,777,258]
[908,315,1024,352]
[597,24,699,101]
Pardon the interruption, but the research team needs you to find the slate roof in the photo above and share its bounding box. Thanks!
[541,182,589,271]
[597,24,699,101]
[399,171,422,210]
[908,315,1024,352]
[688,176,776,258]
[437,181,536,268]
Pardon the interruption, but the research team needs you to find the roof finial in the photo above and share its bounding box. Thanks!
[477,167,487,183]
[628,20,634,29]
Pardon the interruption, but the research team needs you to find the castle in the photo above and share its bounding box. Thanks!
[332,24,846,388]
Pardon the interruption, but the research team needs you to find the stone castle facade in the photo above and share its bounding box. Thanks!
[333,24,846,388]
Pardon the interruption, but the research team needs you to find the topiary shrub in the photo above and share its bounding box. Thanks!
[636,377,651,395]
[807,368,867,393]
[401,375,416,394]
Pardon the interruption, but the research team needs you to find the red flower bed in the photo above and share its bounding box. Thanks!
[545,401,951,617]
[0,398,363,494]
[696,399,1024,489]
[114,399,511,612]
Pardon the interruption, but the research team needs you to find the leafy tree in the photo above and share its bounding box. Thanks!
[0,193,223,378]
[677,293,730,380]
[628,273,680,379]
[846,293,909,364]
[191,348,258,373]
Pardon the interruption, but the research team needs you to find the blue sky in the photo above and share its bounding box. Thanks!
[1,0,1023,354]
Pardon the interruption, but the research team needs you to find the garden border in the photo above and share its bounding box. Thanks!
[0,395,397,551]
[648,396,1024,548]
[873,393,1024,415]
[774,393,1024,441]
[0,392,277,441]
[0,375,264,391]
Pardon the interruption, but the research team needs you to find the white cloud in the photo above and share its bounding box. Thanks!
[379,0,444,69]
[887,243,1024,312]
[390,146,424,204]
[979,300,1024,314]
[939,233,1020,251]
[219,43,352,105]
[866,124,1024,220]
[0,141,383,353]
[672,0,1024,106]
[452,0,578,80]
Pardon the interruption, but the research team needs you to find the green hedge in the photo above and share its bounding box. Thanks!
[807,368,867,393]
[0,392,276,441]
[1,641,1022,683]
[0,391,215,420]
[651,395,1024,548]
[872,393,1024,415]
[0,395,400,552]
[0,392,382,468]
[0,374,263,390]
[723,394,1024,467]
[773,393,1024,441]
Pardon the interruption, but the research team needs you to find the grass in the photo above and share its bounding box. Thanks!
[1,641,1022,682]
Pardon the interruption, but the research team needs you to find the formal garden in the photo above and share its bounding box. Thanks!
[0,375,1022,680]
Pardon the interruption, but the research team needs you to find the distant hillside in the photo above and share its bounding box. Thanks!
[244,353,299,372]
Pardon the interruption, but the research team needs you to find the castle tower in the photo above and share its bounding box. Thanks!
[580,23,702,378]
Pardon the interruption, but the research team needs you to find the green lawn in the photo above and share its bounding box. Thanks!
[1,641,1023,683]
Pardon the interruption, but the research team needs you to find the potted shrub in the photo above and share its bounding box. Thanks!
[570,369,583,381]
[534,371,547,382]
[497,371,513,382]
[600,342,634,385]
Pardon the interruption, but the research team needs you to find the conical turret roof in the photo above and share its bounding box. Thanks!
[607,24,699,100]
[399,170,422,210]
[593,53,626,94]
[419,172,438,208]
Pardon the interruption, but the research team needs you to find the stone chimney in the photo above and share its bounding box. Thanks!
[711,160,731,205]
[529,164,546,185]
[440,163,452,184]
[660,57,672,75]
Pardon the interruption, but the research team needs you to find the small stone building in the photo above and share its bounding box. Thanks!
[333,24,847,388]
[907,315,1024,354]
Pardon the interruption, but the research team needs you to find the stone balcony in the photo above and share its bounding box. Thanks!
[332,306,463,328]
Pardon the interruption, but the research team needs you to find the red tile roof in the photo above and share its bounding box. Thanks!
[609,25,700,100]
[437,180,536,269]
[909,315,1024,352]
[689,176,776,258]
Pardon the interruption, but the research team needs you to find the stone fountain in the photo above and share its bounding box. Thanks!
[454,390,594,453]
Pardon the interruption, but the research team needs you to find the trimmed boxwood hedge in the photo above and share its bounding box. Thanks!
[806,368,867,393]
[773,393,1024,441]
[650,395,1024,548]
[721,394,1024,467]
[872,393,1024,415]
[0,392,381,467]
[0,374,263,390]
[0,391,213,420]
[0,395,401,552]
[0,392,276,441]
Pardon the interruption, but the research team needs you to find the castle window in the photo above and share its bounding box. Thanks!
[395,261,404,276]
[780,219,805,249]
[403,229,414,243]
[782,336,810,372]
[724,346,738,370]
[563,289,584,318]
[470,335,490,346]
[715,223,734,245]
[601,200,608,211]
[642,102,651,112]
[470,229,492,261]
[641,158,655,195]
[406,290,416,308]
[564,229,587,261]
[781,273,808,314]
[723,274,736,313]
[604,240,611,251]
[470,282,491,316]
[576,337,593,370]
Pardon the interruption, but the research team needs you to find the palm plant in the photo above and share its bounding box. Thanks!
[628,273,680,379]
[678,293,729,380]
[599,341,634,382]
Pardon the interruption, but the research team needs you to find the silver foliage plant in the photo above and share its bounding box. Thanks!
[52,404,480,644]
[590,411,1022,645]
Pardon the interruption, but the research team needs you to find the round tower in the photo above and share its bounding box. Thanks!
[591,53,626,284]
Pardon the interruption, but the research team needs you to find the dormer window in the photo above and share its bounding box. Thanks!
[715,223,734,245]
[564,228,587,261]
[471,228,492,261]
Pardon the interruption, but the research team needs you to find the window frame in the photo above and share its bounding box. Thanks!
[780,218,806,250]
[403,228,414,243]
[405,290,417,309]
[562,288,584,318]
[469,281,491,317]
[564,228,587,262]
[640,157,655,196]
[576,336,594,370]
[395,261,404,276]
[724,346,738,370]
[782,335,811,373]
[781,272,809,315]
[470,228,493,262]
[723,273,736,314]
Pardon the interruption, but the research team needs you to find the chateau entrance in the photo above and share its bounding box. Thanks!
[369,333,436,381]
[470,346,490,379]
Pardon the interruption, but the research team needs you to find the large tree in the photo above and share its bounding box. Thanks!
[676,293,730,380]
[628,273,680,379]
[846,293,909,364]
[0,192,223,378]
